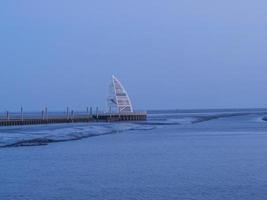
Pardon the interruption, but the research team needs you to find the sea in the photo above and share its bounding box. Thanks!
[1,109,267,200]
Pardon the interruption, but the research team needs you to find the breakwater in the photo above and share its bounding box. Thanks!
[0,110,147,127]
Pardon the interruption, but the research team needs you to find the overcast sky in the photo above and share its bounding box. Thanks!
[0,0,267,111]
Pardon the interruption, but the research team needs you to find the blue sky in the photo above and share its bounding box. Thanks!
[0,0,267,111]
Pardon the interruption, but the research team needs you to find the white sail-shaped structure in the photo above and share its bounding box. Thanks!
[107,75,133,113]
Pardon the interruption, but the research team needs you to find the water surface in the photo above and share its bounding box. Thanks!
[1,109,267,200]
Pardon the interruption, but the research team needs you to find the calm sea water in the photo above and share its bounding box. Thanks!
[1,109,267,200]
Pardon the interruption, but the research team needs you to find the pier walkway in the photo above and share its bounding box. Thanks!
[0,110,147,127]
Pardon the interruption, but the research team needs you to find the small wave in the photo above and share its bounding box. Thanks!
[191,112,256,124]
[2,132,112,147]
[143,112,265,127]
[263,117,267,122]
[142,118,197,126]
[0,123,154,148]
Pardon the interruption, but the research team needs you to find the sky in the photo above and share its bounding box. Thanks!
[0,0,267,111]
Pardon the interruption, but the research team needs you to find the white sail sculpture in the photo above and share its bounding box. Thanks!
[107,75,133,113]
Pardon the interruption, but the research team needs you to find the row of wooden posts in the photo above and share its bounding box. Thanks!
[3,107,102,121]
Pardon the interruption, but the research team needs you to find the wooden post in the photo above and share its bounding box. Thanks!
[96,107,99,119]
[87,107,90,121]
[71,110,74,122]
[42,110,45,120]
[45,107,48,120]
[67,107,69,120]
[6,111,10,121]
[90,107,93,117]
[20,107,24,121]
